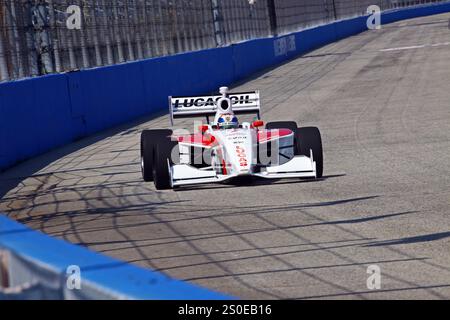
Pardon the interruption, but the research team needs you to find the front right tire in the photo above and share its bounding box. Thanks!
[263,121,323,178]
[294,127,323,178]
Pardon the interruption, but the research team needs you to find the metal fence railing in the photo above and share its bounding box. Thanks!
[0,0,447,82]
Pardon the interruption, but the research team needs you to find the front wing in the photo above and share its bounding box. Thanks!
[169,151,317,187]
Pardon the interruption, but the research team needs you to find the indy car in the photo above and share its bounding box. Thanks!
[140,87,323,190]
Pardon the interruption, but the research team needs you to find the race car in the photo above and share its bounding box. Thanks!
[140,87,323,190]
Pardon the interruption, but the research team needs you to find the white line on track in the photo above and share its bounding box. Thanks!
[380,42,450,52]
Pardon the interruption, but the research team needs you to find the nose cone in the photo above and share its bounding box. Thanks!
[222,130,255,174]
[233,145,252,173]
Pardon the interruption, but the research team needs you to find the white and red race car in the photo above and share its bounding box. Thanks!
[140,87,323,190]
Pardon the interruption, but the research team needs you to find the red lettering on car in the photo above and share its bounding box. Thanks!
[236,146,248,167]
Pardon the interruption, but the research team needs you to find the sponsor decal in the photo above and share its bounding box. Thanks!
[236,145,248,167]
[274,35,296,56]
[173,95,252,109]
[231,135,247,140]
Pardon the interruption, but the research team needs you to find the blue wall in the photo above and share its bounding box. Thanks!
[1,2,450,171]
[0,215,233,299]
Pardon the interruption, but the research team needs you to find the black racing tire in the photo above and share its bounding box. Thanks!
[265,121,298,132]
[153,135,178,190]
[141,129,172,182]
[294,127,323,178]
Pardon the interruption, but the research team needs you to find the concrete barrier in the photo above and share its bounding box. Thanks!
[1,2,450,172]
[382,2,450,24]
[0,215,233,300]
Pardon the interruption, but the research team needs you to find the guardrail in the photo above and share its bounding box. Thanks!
[0,214,233,299]
[1,1,450,173]
[1,0,432,82]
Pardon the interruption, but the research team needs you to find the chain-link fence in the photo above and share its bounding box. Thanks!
[0,0,447,82]
[273,0,444,34]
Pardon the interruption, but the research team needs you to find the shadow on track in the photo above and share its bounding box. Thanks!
[363,231,450,247]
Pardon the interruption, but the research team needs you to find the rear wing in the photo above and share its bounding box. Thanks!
[169,91,260,125]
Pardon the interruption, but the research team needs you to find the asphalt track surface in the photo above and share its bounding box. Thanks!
[2,13,450,299]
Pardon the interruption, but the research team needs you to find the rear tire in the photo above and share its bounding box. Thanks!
[265,121,298,132]
[141,129,172,182]
[295,127,323,178]
[153,136,178,190]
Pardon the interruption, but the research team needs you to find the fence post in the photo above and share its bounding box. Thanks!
[77,0,89,69]
[101,0,114,65]
[267,0,277,36]
[112,1,124,62]
[210,0,223,46]
[90,0,103,67]
[124,0,135,61]
[0,250,9,289]
[32,1,54,74]
[9,0,25,78]
[47,0,62,72]
[331,0,338,20]
[0,1,10,81]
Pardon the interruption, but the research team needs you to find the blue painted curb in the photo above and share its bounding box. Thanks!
[0,214,234,300]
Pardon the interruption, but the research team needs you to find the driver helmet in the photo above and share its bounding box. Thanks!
[217,113,239,129]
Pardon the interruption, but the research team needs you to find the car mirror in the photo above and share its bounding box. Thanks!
[252,120,264,128]
[199,125,209,133]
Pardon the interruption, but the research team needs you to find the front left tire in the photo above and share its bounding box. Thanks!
[294,127,323,178]
[141,129,172,182]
